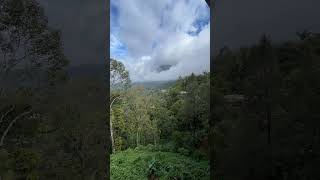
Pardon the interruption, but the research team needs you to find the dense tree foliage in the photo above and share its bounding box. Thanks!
[0,78,109,179]
[110,58,210,179]
[111,72,210,154]
[0,0,68,87]
[212,32,320,180]
[0,1,108,179]
[110,59,130,91]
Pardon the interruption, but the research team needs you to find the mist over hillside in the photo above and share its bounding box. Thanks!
[68,64,177,89]
[132,80,176,89]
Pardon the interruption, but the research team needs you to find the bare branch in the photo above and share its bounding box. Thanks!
[0,105,15,125]
[0,109,33,147]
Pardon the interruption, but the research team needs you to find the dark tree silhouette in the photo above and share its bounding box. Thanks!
[0,0,68,87]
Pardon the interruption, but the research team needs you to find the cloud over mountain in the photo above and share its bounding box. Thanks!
[111,0,210,82]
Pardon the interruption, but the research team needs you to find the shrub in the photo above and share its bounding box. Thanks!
[134,145,144,151]
[115,136,126,151]
[0,149,12,175]
[191,150,207,160]
[177,148,190,156]
[160,142,176,152]
[111,148,209,180]
[13,149,39,174]
[145,144,155,151]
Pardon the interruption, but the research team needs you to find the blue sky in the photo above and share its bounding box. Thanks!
[111,0,210,82]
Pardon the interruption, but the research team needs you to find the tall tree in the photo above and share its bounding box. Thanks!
[110,59,130,90]
[110,58,131,152]
[0,0,68,87]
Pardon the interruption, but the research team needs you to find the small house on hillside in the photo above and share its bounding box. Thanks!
[160,89,167,93]
[179,91,187,95]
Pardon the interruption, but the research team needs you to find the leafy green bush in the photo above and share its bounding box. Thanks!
[115,136,126,151]
[134,145,144,151]
[111,147,209,180]
[26,171,40,180]
[160,142,176,152]
[191,150,207,161]
[145,144,156,151]
[177,148,190,156]
[0,149,11,175]
[0,149,40,179]
[13,149,39,174]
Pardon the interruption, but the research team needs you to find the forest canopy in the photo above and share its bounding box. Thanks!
[212,32,320,180]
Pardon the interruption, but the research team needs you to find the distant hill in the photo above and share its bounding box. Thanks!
[4,65,177,89]
[132,80,176,89]
[68,64,177,89]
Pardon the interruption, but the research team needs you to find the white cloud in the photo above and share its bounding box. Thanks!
[110,34,121,52]
[111,0,210,82]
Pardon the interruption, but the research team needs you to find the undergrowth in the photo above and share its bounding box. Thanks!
[111,145,209,180]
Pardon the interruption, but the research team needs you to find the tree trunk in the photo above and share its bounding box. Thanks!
[265,79,273,179]
[110,118,115,153]
[110,96,121,153]
[136,131,140,147]
[0,106,15,125]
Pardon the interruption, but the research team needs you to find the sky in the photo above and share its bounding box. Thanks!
[110,0,210,82]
